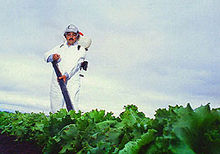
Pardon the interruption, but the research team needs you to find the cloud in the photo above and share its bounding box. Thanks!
[0,53,51,96]
[0,52,51,113]
[0,90,50,114]
[0,0,219,116]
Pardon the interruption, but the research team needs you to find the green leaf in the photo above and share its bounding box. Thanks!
[119,129,157,154]
[173,104,220,154]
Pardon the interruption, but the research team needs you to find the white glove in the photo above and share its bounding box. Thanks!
[78,36,92,49]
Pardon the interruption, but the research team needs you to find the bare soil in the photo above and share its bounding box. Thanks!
[0,131,42,154]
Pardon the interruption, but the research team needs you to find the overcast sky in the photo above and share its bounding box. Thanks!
[0,0,220,117]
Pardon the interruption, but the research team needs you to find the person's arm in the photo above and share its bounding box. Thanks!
[72,59,85,77]
[65,49,87,80]
[59,58,86,84]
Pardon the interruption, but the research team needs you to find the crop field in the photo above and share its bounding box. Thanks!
[0,104,219,154]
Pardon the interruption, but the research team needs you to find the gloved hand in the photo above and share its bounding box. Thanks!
[46,54,61,63]
[80,61,88,71]
[58,72,69,83]
[58,75,67,83]
[53,54,60,62]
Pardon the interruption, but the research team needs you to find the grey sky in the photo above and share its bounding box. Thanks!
[0,0,220,117]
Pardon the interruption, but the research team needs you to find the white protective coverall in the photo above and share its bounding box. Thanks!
[44,37,90,113]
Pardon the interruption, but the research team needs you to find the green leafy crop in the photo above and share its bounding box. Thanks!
[0,104,219,154]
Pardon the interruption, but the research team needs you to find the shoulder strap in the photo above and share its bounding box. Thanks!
[77,45,81,50]
[77,45,88,51]
[60,44,64,48]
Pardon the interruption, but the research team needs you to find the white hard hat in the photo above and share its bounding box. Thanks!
[64,24,79,34]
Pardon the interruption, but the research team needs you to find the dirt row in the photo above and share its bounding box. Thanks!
[0,131,42,154]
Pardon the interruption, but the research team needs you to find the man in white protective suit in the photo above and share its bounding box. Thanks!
[44,24,92,113]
